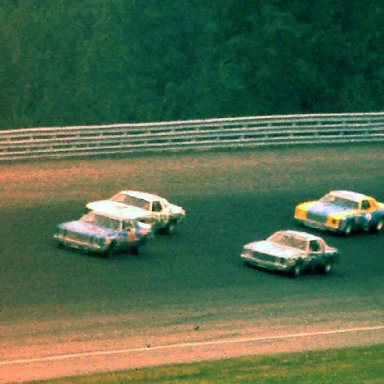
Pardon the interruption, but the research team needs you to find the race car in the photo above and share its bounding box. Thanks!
[294,190,384,235]
[86,190,186,234]
[54,205,153,257]
[241,230,339,277]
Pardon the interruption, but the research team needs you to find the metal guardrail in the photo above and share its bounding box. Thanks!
[1,112,384,161]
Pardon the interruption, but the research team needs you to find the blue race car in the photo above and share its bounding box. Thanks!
[54,205,153,257]
[294,190,384,235]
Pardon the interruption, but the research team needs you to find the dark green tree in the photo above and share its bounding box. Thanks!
[0,0,383,129]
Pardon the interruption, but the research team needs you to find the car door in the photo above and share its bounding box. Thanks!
[358,199,375,230]
[120,220,137,246]
[308,240,325,267]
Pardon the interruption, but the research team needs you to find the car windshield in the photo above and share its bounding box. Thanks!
[81,212,121,230]
[320,194,359,209]
[268,232,307,251]
[110,193,149,209]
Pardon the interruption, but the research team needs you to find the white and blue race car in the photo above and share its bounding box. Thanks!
[241,230,340,277]
[54,204,153,257]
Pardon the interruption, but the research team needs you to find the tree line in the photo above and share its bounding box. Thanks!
[1,0,383,129]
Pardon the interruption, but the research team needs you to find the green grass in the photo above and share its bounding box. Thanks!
[31,344,384,384]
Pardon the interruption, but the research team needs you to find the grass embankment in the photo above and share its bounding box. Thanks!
[31,344,383,384]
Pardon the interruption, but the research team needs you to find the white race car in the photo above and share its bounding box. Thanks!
[241,230,339,277]
[87,190,186,234]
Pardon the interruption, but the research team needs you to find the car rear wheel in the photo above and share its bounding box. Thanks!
[320,260,333,274]
[372,218,383,233]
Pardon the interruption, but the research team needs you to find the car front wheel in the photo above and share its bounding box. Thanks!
[102,243,115,258]
[164,220,177,235]
[130,246,139,255]
[291,263,302,278]
[343,221,353,236]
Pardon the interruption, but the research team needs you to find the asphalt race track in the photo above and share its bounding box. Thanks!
[0,143,383,382]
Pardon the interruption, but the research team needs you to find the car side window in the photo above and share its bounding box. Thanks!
[123,221,132,231]
[143,202,150,210]
[152,201,162,212]
[309,240,320,252]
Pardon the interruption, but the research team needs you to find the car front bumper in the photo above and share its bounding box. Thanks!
[295,218,341,233]
[54,233,109,253]
[240,253,292,271]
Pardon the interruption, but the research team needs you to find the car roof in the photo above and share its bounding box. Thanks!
[273,230,321,241]
[244,230,324,249]
[328,190,370,202]
[117,190,163,202]
[90,201,151,220]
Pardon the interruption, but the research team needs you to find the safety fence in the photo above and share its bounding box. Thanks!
[1,112,384,161]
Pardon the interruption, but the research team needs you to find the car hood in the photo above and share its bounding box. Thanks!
[58,220,117,238]
[246,240,304,259]
[169,203,186,215]
[307,201,354,217]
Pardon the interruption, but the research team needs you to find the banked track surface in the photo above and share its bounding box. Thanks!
[0,144,383,382]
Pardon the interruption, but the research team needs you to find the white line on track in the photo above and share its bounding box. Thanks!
[1,325,383,367]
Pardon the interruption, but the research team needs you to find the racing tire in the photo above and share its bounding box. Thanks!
[291,263,302,278]
[343,221,353,236]
[320,260,333,275]
[362,220,371,232]
[102,243,115,258]
[130,246,139,255]
[164,220,177,235]
[372,218,384,233]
